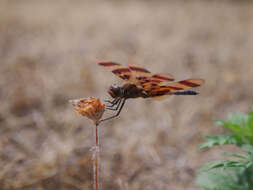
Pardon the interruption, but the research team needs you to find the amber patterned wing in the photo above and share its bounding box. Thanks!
[97,62,134,82]
[127,64,152,85]
[97,62,175,87]
[146,79,204,98]
[151,73,174,82]
[141,74,175,90]
[128,64,174,87]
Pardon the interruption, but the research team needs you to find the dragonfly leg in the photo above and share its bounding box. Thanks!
[106,99,122,111]
[105,98,120,108]
[104,98,117,104]
[98,99,126,124]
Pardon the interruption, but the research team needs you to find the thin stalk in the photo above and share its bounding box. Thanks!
[92,124,100,190]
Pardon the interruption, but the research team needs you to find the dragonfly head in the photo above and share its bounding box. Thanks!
[108,84,121,98]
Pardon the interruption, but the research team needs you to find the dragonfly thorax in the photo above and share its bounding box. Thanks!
[109,83,148,99]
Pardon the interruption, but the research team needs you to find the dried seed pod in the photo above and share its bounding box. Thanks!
[69,97,105,125]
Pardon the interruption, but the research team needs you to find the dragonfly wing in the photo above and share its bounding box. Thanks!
[165,79,204,92]
[151,73,174,82]
[146,79,204,98]
[128,64,174,87]
[128,63,152,85]
[97,62,134,82]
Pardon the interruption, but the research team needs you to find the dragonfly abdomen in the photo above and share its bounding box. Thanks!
[172,90,198,95]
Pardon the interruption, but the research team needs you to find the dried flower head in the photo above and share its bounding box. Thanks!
[69,97,105,125]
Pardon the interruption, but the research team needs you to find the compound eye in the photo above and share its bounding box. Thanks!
[108,89,116,98]
[110,84,120,91]
[111,84,118,88]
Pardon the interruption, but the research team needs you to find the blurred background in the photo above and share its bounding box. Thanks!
[0,0,253,189]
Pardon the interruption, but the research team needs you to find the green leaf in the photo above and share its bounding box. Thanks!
[217,112,253,142]
[248,111,253,135]
[222,121,246,136]
[198,135,242,150]
[249,110,253,117]
[198,160,246,172]
[196,109,253,190]
[246,162,253,168]
[196,170,243,190]
[227,113,248,127]
[241,144,253,154]
[222,152,251,160]
[216,119,225,127]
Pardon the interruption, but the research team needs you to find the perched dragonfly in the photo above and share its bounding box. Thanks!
[97,62,204,123]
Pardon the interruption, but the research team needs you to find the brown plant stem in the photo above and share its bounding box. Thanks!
[92,124,100,190]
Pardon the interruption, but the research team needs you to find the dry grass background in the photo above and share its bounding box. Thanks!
[0,0,253,189]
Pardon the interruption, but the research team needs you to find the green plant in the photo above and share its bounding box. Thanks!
[196,109,253,190]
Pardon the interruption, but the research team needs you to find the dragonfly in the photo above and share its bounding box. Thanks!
[97,62,204,123]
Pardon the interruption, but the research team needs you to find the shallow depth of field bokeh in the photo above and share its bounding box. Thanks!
[0,1,253,190]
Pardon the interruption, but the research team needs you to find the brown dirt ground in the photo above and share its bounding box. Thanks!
[0,0,253,190]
